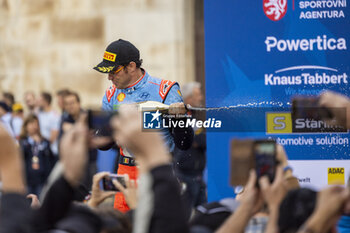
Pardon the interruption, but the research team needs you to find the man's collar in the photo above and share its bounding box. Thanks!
[124,69,148,93]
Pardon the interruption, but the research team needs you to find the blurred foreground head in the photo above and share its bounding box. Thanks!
[278,188,317,233]
[64,91,81,117]
[181,82,204,107]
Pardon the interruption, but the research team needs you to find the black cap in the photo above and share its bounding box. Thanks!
[278,188,317,233]
[190,199,240,231]
[94,39,140,73]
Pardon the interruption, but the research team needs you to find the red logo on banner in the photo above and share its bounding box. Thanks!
[263,0,287,21]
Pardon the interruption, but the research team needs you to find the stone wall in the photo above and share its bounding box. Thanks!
[0,0,195,109]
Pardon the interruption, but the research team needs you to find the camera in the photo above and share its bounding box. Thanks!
[102,174,127,191]
[230,139,277,186]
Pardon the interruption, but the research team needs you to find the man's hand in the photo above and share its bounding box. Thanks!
[319,91,350,129]
[276,144,294,179]
[60,115,88,187]
[0,124,25,193]
[299,186,350,233]
[112,175,138,210]
[88,172,117,208]
[314,186,350,222]
[216,170,263,233]
[259,166,288,233]
[239,170,263,214]
[276,144,288,167]
[26,194,41,209]
[111,105,171,173]
[0,124,20,167]
[168,102,187,116]
[259,166,287,211]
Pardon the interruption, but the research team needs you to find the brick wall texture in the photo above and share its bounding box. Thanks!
[0,0,195,109]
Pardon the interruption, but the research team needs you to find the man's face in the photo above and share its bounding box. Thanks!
[24,93,36,109]
[107,65,133,89]
[57,95,65,111]
[38,95,48,109]
[64,95,80,116]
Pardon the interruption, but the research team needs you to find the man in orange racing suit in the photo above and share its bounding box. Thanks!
[93,39,193,212]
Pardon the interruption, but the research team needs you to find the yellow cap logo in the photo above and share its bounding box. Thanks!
[328,167,345,185]
[117,93,126,102]
[104,51,117,62]
[97,66,115,72]
[266,112,292,134]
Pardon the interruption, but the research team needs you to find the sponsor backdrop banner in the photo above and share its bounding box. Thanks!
[204,0,350,201]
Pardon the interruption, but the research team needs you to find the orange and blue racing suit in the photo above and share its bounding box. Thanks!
[102,69,190,212]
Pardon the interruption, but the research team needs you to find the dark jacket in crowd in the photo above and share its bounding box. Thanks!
[134,164,189,233]
[20,137,54,195]
[59,112,97,162]
[173,127,207,212]
[58,112,98,196]
[0,176,103,233]
[174,128,206,176]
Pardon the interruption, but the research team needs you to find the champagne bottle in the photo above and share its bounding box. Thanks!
[137,101,203,112]
[137,101,170,111]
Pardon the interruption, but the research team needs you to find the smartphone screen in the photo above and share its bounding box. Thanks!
[88,110,115,136]
[254,140,276,183]
[102,174,126,191]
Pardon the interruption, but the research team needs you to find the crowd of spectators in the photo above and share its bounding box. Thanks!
[0,88,349,233]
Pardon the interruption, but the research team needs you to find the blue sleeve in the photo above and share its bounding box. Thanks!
[163,83,184,105]
[102,94,113,111]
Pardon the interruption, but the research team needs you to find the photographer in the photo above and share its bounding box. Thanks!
[195,144,297,233]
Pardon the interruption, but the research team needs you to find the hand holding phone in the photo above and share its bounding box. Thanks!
[254,140,277,183]
[102,174,126,192]
[230,139,277,186]
[292,96,333,121]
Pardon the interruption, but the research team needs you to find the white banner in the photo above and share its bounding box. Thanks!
[289,160,350,190]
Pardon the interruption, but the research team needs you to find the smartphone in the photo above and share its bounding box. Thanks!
[291,96,333,121]
[88,110,116,136]
[230,139,277,186]
[102,174,126,191]
[254,140,277,183]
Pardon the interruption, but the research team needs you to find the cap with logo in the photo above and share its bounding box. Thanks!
[12,103,23,112]
[94,39,140,73]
